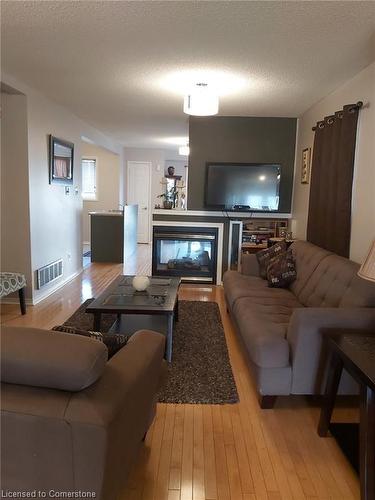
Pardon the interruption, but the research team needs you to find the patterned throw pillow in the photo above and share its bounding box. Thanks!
[51,325,128,359]
[256,240,287,279]
[266,251,297,288]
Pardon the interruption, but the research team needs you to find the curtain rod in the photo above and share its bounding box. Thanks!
[312,101,363,131]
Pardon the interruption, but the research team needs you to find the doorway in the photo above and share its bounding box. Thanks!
[81,142,121,266]
[127,161,152,244]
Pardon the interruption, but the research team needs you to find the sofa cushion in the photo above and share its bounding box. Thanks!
[224,270,299,310]
[289,240,332,298]
[267,251,297,288]
[1,326,108,391]
[232,294,303,368]
[297,254,375,308]
[256,240,287,279]
[52,325,128,358]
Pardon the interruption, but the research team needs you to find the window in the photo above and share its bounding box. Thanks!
[82,158,97,200]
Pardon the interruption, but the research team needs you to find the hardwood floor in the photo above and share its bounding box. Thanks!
[0,263,359,500]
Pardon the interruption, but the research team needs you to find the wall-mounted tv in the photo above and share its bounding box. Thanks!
[205,162,281,212]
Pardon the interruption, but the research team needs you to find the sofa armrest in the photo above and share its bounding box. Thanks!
[241,253,260,276]
[65,329,165,426]
[63,330,166,495]
[287,308,375,394]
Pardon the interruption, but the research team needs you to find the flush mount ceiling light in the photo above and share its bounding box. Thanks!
[179,144,190,156]
[183,83,219,116]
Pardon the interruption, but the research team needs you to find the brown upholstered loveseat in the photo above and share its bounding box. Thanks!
[223,240,375,408]
[1,326,166,499]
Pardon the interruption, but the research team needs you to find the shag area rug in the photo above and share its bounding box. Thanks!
[63,299,239,404]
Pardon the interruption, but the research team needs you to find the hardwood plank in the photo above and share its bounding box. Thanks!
[180,405,194,500]
[202,405,218,500]
[225,443,244,500]
[142,404,167,500]
[169,404,185,491]
[192,405,205,500]
[155,404,176,500]
[212,406,231,500]
[228,405,254,494]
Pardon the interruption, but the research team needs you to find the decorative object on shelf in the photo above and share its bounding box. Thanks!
[167,166,175,176]
[301,147,311,184]
[49,135,74,185]
[358,240,375,282]
[156,193,173,209]
[175,179,186,210]
[180,192,186,210]
[132,275,150,292]
[159,175,184,209]
[183,82,219,116]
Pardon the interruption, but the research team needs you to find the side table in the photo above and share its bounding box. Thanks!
[318,330,375,500]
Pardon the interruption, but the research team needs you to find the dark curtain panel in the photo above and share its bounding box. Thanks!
[306,104,361,257]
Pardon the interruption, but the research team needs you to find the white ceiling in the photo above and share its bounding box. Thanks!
[2,1,375,150]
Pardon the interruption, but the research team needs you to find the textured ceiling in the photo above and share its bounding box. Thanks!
[2,1,375,149]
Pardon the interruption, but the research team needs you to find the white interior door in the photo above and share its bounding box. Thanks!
[127,161,151,243]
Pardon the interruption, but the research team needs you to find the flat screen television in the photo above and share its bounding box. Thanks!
[205,162,281,211]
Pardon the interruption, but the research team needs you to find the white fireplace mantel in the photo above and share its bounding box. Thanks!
[153,209,292,219]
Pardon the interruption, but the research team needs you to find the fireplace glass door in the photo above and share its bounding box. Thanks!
[153,228,218,283]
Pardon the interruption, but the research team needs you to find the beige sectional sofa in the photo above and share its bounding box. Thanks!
[223,240,375,408]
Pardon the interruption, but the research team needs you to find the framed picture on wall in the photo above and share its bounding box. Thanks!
[301,147,311,184]
[49,135,74,184]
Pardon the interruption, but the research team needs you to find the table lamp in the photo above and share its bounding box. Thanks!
[358,240,375,282]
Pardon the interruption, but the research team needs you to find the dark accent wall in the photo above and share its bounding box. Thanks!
[188,116,297,212]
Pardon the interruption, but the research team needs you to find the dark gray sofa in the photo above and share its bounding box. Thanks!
[223,240,375,408]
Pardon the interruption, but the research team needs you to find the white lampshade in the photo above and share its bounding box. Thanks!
[179,145,190,156]
[183,83,219,116]
[358,240,375,282]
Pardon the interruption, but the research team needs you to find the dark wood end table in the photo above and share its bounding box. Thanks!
[318,329,375,500]
[86,276,181,362]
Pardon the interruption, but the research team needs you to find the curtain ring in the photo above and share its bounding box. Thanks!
[327,117,335,125]
[318,122,325,129]
[337,112,344,119]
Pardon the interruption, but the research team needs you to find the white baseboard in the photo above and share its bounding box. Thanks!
[31,269,83,305]
[83,241,90,246]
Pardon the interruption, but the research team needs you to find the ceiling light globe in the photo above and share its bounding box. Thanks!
[183,83,219,116]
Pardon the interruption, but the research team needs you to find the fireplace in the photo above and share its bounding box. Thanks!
[152,226,219,283]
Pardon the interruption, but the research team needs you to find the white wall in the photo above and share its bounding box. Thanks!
[292,62,375,263]
[1,93,33,299]
[2,74,123,303]
[81,143,120,243]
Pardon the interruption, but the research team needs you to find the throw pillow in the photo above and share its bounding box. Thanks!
[256,240,287,279]
[267,251,297,288]
[51,325,128,359]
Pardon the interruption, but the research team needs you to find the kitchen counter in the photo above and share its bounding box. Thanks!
[89,206,138,263]
[88,210,123,216]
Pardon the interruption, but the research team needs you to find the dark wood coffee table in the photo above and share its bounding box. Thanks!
[86,275,181,362]
[318,329,375,500]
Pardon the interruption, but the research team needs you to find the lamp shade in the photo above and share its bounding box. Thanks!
[358,240,375,282]
[183,83,219,116]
